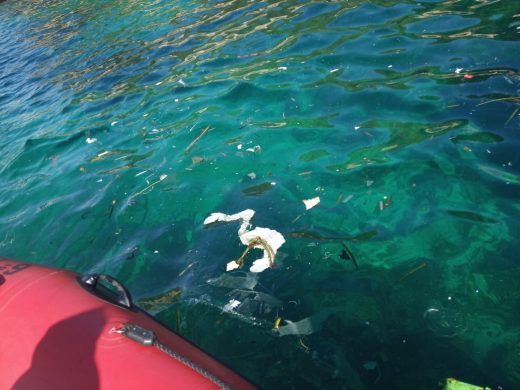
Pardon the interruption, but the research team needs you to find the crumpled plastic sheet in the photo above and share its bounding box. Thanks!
[206,273,259,290]
[277,310,331,337]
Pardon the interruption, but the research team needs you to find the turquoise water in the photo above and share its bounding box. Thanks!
[1,0,520,388]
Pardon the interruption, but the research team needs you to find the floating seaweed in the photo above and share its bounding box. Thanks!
[447,210,498,224]
[184,125,212,153]
[288,229,377,243]
[450,131,503,144]
[340,242,358,270]
[242,182,276,196]
[138,287,182,311]
[399,261,428,282]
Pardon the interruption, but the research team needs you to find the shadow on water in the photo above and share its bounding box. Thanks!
[13,309,104,390]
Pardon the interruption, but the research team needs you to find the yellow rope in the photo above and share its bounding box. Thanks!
[234,236,275,268]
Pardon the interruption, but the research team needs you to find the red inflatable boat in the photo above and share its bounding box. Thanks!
[0,258,256,390]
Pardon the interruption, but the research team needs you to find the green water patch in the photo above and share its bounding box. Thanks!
[479,165,520,184]
[328,118,467,171]
[447,210,499,224]
[450,132,503,144]
[299,149,330,162]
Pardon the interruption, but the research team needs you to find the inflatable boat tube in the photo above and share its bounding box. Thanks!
[0,258,256,390]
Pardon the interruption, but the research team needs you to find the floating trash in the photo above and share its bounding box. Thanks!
[303,196,320,210]
[277,311,330,337]
[423,305,468,338]
[203,209,285,273]
[222,299,241,313]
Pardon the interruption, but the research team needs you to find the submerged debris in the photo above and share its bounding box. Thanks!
[272,317,282,332]
[222,299,241,313]
[128,174,167,201]
[378,196,392,211]
[340,243,358,270]
[399,261,428,282]
[242,182,276,196]
[276,311,330,336]
[137,287,182,311]
[447,210,498,224]
[185,125,211,153]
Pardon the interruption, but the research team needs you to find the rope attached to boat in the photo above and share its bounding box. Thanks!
[116,323,233,390]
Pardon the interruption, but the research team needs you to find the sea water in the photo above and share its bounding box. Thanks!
[1,0,519,388]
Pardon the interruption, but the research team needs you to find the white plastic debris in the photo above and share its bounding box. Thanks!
[277,311,330,336]
[278,66,287,71]
[86,137,97,144]
[303,196,320,210]
[246,145,261,153]
[204,209,285,273]
[330,68,339,73]
[111,121,118,126]
[222,299,241,312]
[455,68,463,74]
[237,144,243,150]
[226,261,240,271]
[342,194,354,203]
[247,172,256,180]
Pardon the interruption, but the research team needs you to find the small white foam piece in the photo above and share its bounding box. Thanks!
[246,145,261,153]
[86,137,97,144]
[111,121,118,126]
[303,196,320,210]
[226,261,240,271]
